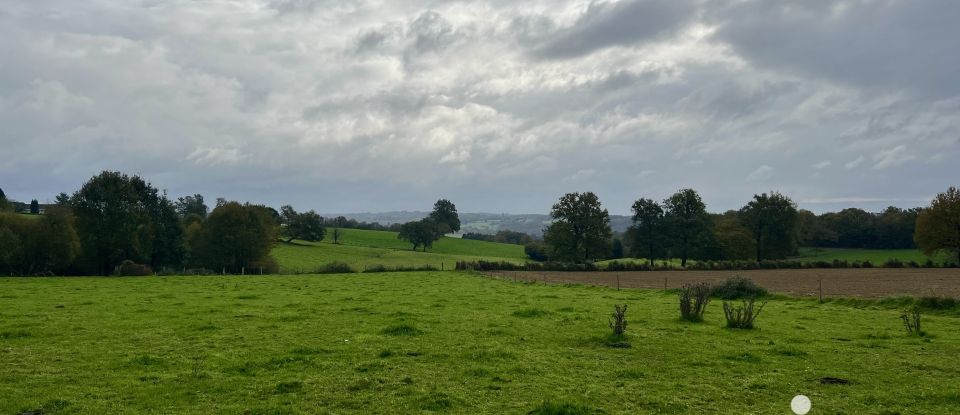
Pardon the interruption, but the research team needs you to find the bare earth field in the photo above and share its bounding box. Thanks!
[485,268,960,298]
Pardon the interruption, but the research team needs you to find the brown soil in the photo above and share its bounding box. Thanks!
[483,268,960,298]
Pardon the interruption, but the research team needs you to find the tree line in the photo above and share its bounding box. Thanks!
[530,187,960,265]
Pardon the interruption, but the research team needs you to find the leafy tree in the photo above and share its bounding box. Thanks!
[738,192,800,261]
[524,241,549,261]
[332,228,342,244]
[279,205,325,243]
[493,230,535,245]
[713,213,755,260]
[188,202,276,272]
[0,208,80,275]
[876,206,920,249]
[829,208,877,248]
[429,199,460,237]
[663,189,710,267]
[628,198,665,265]
[176,194,208,218]
[915,186,960,264]
[30,199,39,214]
[71,171,183,274]
[610,238,624,259]
[398,218,438,251]
[0,187,5,200]
[54,192,71,206]
[543,192,612,262]
[797,209,837,247]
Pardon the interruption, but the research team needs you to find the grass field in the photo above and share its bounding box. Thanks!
[2,272,959,413]
[791,247,947,264]
[272,228,526,271]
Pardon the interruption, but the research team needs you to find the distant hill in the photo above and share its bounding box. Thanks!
[326,212,633,236]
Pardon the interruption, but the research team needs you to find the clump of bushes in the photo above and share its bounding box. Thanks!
[711,276,767,300]
[679,283,711,322]
[900,307,923,336]
[114,260,153,276]
[722,298,767,329]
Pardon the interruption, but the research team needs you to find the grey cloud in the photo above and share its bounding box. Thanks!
[532,0,698,59]
[710,0,960,98]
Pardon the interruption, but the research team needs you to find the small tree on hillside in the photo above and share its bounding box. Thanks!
[332,228,342,244]
[279,205,325,243]
[915,186,960,264]
[398,218,438,251]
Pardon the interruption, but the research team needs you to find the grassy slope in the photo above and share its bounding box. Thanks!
[272,228,526,271]
[2,273,959,414]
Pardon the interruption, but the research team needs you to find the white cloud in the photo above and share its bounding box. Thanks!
[0,0,957,213]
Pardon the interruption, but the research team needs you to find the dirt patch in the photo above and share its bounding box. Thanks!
[484,268,960,298]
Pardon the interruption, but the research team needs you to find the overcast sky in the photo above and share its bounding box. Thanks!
[1,0,957,215]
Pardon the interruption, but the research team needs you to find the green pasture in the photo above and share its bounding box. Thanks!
[272,228,526,271]
[2,272,959,413]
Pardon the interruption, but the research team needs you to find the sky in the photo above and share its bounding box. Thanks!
[1,0,957,215]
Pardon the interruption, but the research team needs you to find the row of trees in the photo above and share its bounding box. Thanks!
[536,187,960,265]
[0,173,280,275]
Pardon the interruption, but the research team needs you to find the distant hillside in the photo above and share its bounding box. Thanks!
[327,212,632,236]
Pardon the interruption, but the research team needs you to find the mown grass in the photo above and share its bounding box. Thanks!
[273,228,526,271]
[1,273,959,413]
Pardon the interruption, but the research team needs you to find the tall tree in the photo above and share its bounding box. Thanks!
[279,205,325,243]
[713,213,756,260]
[663,189,710,267]
[915,186,960,264]
[429,199,460,236]
[30,199,39,214]
[54,192,71,206]
[628,198,665,266]
[543,192,612,262]
[176,194,208,218]
[188,202,276,272]
[398,218,438,251]
[738,192,800,261]
[71,171,184,274]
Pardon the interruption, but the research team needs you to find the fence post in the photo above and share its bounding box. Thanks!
[663,277,667,290]
[818,278,823,303]
[617,273,620,291]
[242,267,245,275]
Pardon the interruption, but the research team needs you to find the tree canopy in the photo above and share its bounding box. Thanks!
[429,199,460,236]
[188,202,277,272]
[628,197,665,265]
[176,194,208,218]
[279,205,326,243]
[663,189,710,267]
[70,171,184,274]
[738,192,799,261]
[398,218,439,251]
[915,186,960,264]
[543,192,611,262]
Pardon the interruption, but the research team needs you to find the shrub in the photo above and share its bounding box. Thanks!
[381,324,423,336]
[114,260,153,276]
[679,283,712,322]
[363,264,388,273]
[317,261,354,274]
[711,276,767,300]
[900,307,923,336]
[861,260,874,268]
[722,298,767,329]
[917,296,958,310]
[883,259,904,268]
[608,304,627,336]
[524,242,549,261]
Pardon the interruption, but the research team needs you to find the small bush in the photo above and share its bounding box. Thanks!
[114,260,153,276]
[900,307,923,336]
[861,260,874,268]
[883,259,904,268]
[317,261,354,274]
[917,296,958,310]
[609,304,627,336]
[363,264,388,273]
[711,276,767,300]
[679,283,712,322]
[722,298,767,329]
